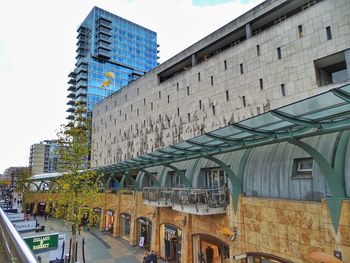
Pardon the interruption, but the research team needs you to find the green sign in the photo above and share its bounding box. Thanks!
[24,233,59,251]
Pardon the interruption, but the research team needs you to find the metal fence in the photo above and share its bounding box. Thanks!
[142,187,173,205]
[0,207,37,263]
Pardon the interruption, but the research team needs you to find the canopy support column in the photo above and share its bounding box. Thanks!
[163,164,192,187]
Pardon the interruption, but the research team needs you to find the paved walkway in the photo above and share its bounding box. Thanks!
[20,216,162,263]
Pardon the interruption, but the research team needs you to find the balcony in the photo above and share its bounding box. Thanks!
[97,27,111,36]
[142,187,172,207]
[97,48,111,59]
[76,97,87,105]
[97,34,111,44]
[76,72,88,81]
[68,71,76,78]
[97,17,112,29]
[67,92,75,99]
[76,81,87,90]
[76,88,87,98]
[67,85,75,92]
[68,78,76,85]
[171,188,229,215]
[67,99,75,106]
[66,106,75,113]
[76,58,88,67]
[97,41,111,51]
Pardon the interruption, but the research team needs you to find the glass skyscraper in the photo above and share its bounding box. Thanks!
[67,6,159,118]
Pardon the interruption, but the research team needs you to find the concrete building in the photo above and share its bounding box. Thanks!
[67,6,159,120]
[29,140,60,175]
[92,0,349,167]
[26,0,350,262]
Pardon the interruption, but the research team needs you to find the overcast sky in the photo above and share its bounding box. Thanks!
[0,0,264,173]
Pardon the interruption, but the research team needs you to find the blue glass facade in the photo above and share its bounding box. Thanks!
[67,6,158,116]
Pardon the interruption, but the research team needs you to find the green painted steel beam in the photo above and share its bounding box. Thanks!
[140,168,161,187]
[271,110,321,128]
[237,148,253,182]
[163,164,192,187]
[232,123,276,138]
[334,131,350,187]
[205,133,244,145]
[332,89,350,103]
[286,138,346,232]
[205,156,242,212]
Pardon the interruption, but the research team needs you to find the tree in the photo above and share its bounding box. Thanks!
[49,104,103,262]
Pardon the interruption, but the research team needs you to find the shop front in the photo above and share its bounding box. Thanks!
[120,213,131,240]
[92,207,102,228]
[105,210,115,233]
[160,224,182,263]
[37,202,46,215]
[137,217,152,250]
[192,234,230,263]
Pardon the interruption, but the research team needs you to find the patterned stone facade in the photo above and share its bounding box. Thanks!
[91,0,350,167]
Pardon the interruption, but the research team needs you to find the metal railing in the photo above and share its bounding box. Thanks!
[142,187,173,205]
[171,188,229,212]
[0,207,37,263]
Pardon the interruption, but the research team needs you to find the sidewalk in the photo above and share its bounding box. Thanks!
[21,216,163,263]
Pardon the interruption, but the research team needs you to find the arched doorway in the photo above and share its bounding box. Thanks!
[137,217,152,250]
[244,253,293,263]
[37,202,46,216]
[160,223,182,263]
[120,212,131,240]
[105,210,115,233]
[192,234,230,263]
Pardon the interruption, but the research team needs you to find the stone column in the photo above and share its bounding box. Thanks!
[180,214,192,263]
[192,54,197,67]
[345,49,350,79]
[113,194,121,237]
[99,208,105,231]
[33,202,39,214]
[245,23,252,39]
[150,207,160,254]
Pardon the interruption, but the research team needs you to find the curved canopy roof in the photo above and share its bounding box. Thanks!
[95,84,350,174]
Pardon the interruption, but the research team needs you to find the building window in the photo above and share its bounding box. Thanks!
[137,109,139,116]
[119,110,121,116]
[151,102,153,110]
[199,100,202,109]
[224,60,227,70]
[114,118,116,125]
[277,47,282,60]
[242,96,246,107]
[144,98,146,105]
[125,95,127,102]
[176,82,179,91]
[187,86,190,95]
[167,95,170,103]
[212,105,216,115]
[256,45,260,56]
[225,90,229,101]
[159,91,161,99]
[292,158,313,178]
[198,72,201,82]
[137,88,140,95]
[240,63,244,74]
[177,107,180,116]
[130,105,133,111]
[187,113,190,122]
[326,26,332,40]
[259,78,264,90]
[159,114,162,121]
[257,107,261,114]
[125,114,127,120]
[210,76,214,86]
[281,84,286,96]
[114,101,117,107]
[298,25,304,38]
[314,52,348,86]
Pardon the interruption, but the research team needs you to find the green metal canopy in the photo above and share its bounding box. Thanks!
[95,84,350,174]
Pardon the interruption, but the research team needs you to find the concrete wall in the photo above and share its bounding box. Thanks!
[92,0,350,167]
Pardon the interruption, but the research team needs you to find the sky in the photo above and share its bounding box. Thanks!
[0,0,264,173]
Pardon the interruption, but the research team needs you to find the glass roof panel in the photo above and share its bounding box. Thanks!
[340,84,350,93]
[206,140,228,146]
[258,121,294,131]
[210,126,242,137]
[240,112,282,129]
[279,93,345,116]
[303,104,350,120]
[228,132,255,139]
[190,135,214,144]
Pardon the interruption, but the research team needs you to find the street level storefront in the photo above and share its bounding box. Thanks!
[160,224,182,263]
[192,234,230,263]
[137,217,152,250]
[92,207,102,227]
[120,213,131,240]
[105,210,114,233]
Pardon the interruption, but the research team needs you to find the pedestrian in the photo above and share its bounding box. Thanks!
[149,251,157,263]
[33,212,37,220]
[45,213,48,221]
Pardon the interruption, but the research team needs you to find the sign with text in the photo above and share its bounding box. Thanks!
[12,220,37,232]
[24,233,59,252]
[6,213,25,221]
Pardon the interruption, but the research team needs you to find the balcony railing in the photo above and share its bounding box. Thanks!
[171,188,229,215]
[142,187,172,207]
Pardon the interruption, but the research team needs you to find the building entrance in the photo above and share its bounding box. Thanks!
[160,224,182,263]
[120,213,131,240]
[105,210,114,233]
[38,202,46,215]
[137,217,152,250]
[192,234,230,263]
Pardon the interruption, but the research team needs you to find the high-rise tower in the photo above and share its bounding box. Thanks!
[67,6,159,119]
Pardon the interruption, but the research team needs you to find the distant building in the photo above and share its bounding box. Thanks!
[3,167,30,187]
[29,140,60,175]
[66,6,159,120]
